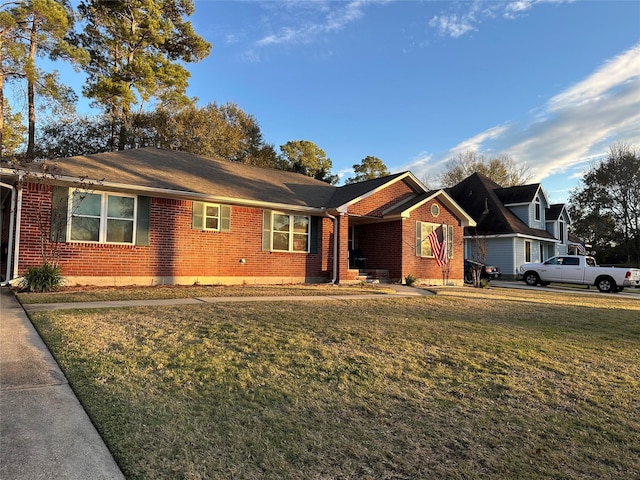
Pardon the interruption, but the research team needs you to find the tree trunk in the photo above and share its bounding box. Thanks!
[26,16,38,161]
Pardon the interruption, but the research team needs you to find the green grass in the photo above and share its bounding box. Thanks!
[29,288,640,479]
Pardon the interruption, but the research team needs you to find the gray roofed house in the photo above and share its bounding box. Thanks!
[446,172,573,279]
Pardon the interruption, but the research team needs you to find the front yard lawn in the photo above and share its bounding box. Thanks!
[29,288,640,479]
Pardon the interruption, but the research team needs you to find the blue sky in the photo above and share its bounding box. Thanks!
[19,1,638,204]
[182,0,639,204]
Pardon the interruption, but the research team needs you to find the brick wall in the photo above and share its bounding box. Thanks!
[16,183,332,285]
[349,179,415,217]
[402,199,464,284]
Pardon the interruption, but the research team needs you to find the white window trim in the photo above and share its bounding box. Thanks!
[202,202,221,232]
[416,222,453,259]
[534,197,541,221]
[270,211,310,253]
[68,191,137,245]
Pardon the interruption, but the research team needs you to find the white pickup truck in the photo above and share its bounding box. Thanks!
[519,255,640,293]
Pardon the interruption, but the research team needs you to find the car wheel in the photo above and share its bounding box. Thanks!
[523,272,540,286]
[596,277,615,293]
[464,272,473,284]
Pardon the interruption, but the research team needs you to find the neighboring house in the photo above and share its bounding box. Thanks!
[447,172,572,279]
[1,148,475,287]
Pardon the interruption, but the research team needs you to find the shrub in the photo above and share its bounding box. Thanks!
[23,263,63,292]
[405,273,417,286]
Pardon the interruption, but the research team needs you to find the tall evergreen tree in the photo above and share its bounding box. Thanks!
[1,0,27,158]
[345,155,389,184]
[5,0,86,160]
[76,0,211,151]
[279,140,339,185]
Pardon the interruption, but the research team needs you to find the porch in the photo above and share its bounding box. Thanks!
[344,268,391,283]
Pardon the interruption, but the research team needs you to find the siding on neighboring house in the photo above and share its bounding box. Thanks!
[508,205,530,225]
[484,237,516,277]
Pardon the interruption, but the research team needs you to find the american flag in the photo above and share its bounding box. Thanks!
[577,241,587,255]
[428,224,448,267]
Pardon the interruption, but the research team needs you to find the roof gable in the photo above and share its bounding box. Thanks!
[328,172,426,209]
[495,183,544,205]
[384,190,476,226]
[546,203,571,224]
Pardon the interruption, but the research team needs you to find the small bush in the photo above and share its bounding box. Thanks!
[405,273,417,286]
[23,263,63,292]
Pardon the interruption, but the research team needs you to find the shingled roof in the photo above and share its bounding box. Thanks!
[446,172,555,239]
[546,203,565,221]
[12,148,423,212]
[29,148,338,208]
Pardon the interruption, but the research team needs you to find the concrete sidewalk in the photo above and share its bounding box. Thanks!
[21,284,433,312]
[0,287,125,480]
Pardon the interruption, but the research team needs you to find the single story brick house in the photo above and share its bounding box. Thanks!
[1,148,475,287]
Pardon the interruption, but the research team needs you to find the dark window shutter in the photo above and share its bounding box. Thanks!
[262,210,271,251]
[136,196,151,246]
[192,202,204,230]
[51,186,69,242]
[220,205,231,232]
[310,216,319,254]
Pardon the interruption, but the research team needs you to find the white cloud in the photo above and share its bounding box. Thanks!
[405,44,640,186]
[429,0,571,38]
[255,0,379,47]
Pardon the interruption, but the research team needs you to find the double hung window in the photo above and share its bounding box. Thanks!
[69,191,135,244]
[415,222,453,258]
[192,202,231,232]
[272,213,309,252]
[262,211,310,253]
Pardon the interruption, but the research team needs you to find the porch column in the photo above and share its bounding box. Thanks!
[336,213,350,283]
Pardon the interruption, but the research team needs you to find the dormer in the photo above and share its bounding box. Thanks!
[545,203,571,244]
[495,184,549,229]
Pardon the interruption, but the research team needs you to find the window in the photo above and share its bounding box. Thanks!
[564,257,579,266]
[195,202,220,231]
[525,240,532,262]
[265,212,310,252]
[69,191,135,244]
[534,197,541,221]
[192,202,231,232]
[416,222,453,259]
[559,220,565,243]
